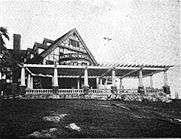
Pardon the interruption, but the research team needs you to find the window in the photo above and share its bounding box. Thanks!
[38,48,44,54]
[81,62,88,66]
[46,60,54,65]
[46,42,51,46]
[69,39,79,47]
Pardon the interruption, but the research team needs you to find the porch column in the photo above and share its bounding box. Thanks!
[112,68,116,86]
[77,78,80,89]
[20,66,26,95]
[27,74,31,89]
[96,77,99,88]
[163,70,170,94]
[0,71,2,80]
[163,70,168,86]
[52,65,59,89]
[30,76,33,89]
[100,78,103,85]
[150,75,153,88]
[138,69,144,94]
[52,64,59,95]
[84,67,89,87]
[20,66,26,86]
[138,69,143,87]
[120,78,123,89]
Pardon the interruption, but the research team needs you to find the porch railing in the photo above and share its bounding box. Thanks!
[57,89,83,94]
[26,89,53,94]
[119,89,138,94]
[145,88,164,94]
[25,88,164,96]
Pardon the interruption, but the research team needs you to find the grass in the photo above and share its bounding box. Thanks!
[0,99,181,138]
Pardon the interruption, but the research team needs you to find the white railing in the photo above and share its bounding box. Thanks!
[145,88,164,94]
[89,89,111,94]
[26,89,53,94]
[89,89,112,98]
[26,89,138,95]
[118,89,138,94]
[57,89,83,94]
[26,88,163,96]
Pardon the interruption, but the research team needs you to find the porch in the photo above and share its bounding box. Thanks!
[18,63,172,100]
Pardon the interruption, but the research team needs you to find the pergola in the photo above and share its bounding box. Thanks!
[19,63,173,92]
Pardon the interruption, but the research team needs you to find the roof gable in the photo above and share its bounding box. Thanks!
[39,28,97,65]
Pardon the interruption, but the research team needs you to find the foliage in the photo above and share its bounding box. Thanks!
[0,27,11,74]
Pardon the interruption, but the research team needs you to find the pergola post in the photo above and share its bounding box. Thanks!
[163,70,168,86]
[84,67,89,87]
[120,78,123,89]
[77,78,80,89]
[150,75,153,89]
[100,78,103,85]
[20,65,26,95]
[52,64,59,93]
[138,69,144,94]
[96,77,99,88]
[112,68,116,86]
[163,70,170,94]
[111,68,117,95]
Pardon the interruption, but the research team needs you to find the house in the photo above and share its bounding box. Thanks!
[0,28,173,98]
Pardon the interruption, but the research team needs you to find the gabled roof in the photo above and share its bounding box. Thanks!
[40,28,97,64]
[29,28,97,65]
[33,42,49,50]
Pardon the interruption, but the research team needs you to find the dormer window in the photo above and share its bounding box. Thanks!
[38,48,44,54]
[69,39,79,47]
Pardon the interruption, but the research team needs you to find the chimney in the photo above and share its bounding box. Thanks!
[13,34,21,51]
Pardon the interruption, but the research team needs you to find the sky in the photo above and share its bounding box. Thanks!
[0,0,180,97]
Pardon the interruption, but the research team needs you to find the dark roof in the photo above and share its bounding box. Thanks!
[33,42,49,50]
[43,38,54,45]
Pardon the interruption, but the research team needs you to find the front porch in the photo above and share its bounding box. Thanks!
[18,63,172,100]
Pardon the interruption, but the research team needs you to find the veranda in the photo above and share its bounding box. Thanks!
[19,63,172,99]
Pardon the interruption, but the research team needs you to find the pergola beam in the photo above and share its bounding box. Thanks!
[24,64,168,71]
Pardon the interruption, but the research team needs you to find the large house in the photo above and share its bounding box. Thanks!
[0,28,173,98]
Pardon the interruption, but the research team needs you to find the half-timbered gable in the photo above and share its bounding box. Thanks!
[40,28,97,66]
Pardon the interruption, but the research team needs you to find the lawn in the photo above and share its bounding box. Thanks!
[0,99,181,138]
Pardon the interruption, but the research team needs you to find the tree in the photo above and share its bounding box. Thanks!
[0,27,11,76]
[0,27,9,47]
